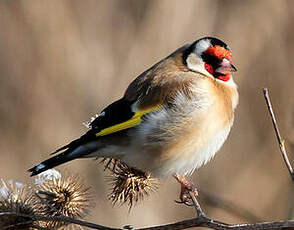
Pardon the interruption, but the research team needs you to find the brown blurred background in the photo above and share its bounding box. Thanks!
[1,0,294,228]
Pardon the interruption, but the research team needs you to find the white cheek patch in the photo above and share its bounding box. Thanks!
[186,53,213,78]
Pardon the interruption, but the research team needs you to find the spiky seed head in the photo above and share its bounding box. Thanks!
[0,179,38,230]
[101,158,159,209]
[34,173,92,229]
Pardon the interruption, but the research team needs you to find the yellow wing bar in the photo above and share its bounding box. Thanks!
[96,106,159,137]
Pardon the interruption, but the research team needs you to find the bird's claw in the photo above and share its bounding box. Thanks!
[174,174,199,206]
[179,186,198,206]
[174,199,194,206]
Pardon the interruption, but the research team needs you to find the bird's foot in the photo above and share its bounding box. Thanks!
[174,174,198,206]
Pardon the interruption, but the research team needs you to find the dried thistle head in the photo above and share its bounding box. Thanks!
[34,171,92,229]
[101,158,159,209]
[0,180,37,230]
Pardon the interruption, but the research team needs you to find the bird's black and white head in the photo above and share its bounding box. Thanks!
[183,37,237,84]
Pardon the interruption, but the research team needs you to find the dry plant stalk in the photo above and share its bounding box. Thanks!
[263,88,294,181]
[34,174,92,229]
[101,158,159,209]
[0,180,37,230]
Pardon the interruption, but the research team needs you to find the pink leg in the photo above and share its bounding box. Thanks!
[174,174,198,205]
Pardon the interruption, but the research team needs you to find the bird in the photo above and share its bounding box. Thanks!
[29,37,238,201]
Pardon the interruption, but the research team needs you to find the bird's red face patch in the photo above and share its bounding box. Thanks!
[204,45,232,62]
[203,45,233,82]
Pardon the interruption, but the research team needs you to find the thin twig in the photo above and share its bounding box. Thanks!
[0,183,291,230]
[188,191,205,217]
[263,88,294,181]
[0,212,118,230]
[2,211,294,230]
[140,218,294,230]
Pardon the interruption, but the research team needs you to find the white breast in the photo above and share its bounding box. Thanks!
[158,124,232,177]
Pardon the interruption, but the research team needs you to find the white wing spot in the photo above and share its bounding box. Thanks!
[83,111,106,129]
[36,163,45,171]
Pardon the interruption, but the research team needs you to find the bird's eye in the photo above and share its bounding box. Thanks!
[201,53,219,68]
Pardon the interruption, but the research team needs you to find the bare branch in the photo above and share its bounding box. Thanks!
[188,191,205,217]
[0,212,118,230]
[263,88,294,181]
[2,201,294,230]
[140,218,294,230]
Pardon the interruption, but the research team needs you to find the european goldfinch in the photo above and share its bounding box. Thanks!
[29,37,238,195]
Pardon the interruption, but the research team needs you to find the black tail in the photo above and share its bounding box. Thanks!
[29,131,97,176]
[29,150,77,176]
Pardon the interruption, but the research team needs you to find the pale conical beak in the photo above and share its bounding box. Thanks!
[215,59,237,74]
